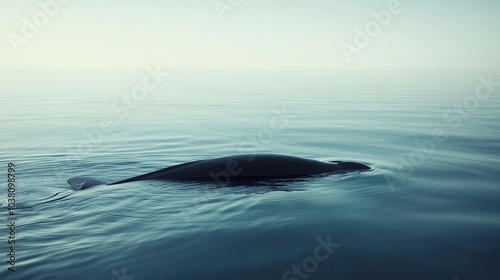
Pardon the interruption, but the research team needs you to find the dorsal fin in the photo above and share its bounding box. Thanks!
[67,177,108,190]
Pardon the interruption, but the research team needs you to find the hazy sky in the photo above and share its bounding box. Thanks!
[1,0,499,71]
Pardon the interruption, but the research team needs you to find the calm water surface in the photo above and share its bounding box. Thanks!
[1,72,499,280]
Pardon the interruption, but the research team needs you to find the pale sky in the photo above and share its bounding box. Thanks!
[1,0,499,71]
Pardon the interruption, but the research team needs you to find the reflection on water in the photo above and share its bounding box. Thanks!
[1,72,499,280]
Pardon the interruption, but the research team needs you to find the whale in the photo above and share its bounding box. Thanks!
[67,154,371,190]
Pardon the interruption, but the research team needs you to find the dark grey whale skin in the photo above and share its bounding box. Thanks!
[67,154,371,190]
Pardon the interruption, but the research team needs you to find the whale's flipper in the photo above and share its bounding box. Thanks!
[67,177,108,190]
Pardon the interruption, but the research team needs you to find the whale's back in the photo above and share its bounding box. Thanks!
[69,154,371,188]
[112,154,339,184]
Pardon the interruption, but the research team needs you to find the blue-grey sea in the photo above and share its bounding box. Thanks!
[1,71,499,280]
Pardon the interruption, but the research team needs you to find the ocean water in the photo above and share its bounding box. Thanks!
[1,71,499,280]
